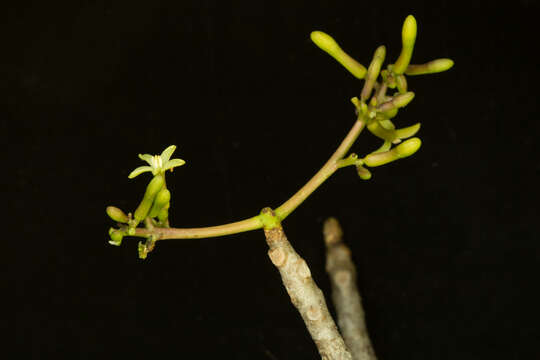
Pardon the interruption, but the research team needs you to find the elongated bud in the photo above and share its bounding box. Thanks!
[363,150,397,167]
[134,175,165,223]
[310,31,367,79]
[310,31,339,53]
[149,188,171,218]
[361,45,386,101]
[394,137,422,158]
[108,228,124,246]
[382,106,398,119]
[405,58,454,75]
[379,118,396,130]
[363,137,422,167]
[367,120,398,143]
[377,91,415,113]
[395,123,421,139]
[158,208,169,224]
[106,206,129,223]
[396,74,407,93]
[393,15,417,74]
[356,164,372,180]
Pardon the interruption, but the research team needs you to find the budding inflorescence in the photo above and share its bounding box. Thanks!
[311,14,453,180]
[107,15,453,258]
[107,145,185,257]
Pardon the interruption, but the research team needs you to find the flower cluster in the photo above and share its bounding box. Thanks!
[311,15,453,178]
[107,145,185,257]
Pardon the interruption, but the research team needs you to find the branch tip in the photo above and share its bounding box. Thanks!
[323,217,344,246]
[324,217,377,360]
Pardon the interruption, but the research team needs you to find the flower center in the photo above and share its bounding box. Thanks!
[152,155,163,169]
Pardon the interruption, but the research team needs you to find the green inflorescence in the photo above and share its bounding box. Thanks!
[106,15,453,258]
[312,14,452,176]
[107,145,184,258]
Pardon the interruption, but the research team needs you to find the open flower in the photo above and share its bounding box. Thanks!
[128,145,186,178]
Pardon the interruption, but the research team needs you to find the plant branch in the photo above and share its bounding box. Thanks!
[324,218,377,360]
[261,208,352,360]
[136,115,366,241]
[111,15,453,247]
[275,116,366,221]
[133,215,262,239]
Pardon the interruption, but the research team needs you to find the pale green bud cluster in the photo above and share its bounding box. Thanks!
[312,14,453,180]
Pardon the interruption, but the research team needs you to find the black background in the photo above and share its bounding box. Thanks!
[6,1,539,359]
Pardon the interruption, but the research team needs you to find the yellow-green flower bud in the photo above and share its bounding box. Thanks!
[310,31,367,79]
[134,175,165,223]
[393,15,417,75]
[396,75,407,93]
[382,107,399,119]
[149,188,171,218]
[405,58,454,75]
[379,118,395,130]
[363,150,398,167]
[394,137,422,158]
[106,206,129,223]
[367,120,398,143]
[158,208,169,224]
[361,45,386,101]
[377,92,415,113]
[363,137,421,167]
[395,123,421,139]
[356,165,372,180]
[108,228,124,246]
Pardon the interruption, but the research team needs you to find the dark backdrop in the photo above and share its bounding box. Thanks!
[6,1,539,359]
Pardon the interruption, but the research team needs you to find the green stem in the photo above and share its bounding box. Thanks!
[135,215,262,239]
[275,117,366,220]
[140,116,366,240]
